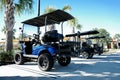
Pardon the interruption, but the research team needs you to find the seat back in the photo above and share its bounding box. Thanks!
[42,30,63,43]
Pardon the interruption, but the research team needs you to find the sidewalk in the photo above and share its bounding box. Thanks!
[104,49,120,54]
[0,52,120,80]
[0,49,120,80]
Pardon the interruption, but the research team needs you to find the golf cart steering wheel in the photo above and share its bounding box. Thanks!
[31,34,40,46]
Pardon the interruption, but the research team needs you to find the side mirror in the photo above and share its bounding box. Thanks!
[19,27,23,32]
[19,27,22,30]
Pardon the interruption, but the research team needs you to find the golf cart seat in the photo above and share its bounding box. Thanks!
[42,30,63,43]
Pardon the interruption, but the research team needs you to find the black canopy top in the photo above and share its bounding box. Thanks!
[22,9,74,27]
[86,36,106,39]
[65,30,99,37]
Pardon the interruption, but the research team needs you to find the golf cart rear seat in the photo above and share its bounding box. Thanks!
[42,30,63,43]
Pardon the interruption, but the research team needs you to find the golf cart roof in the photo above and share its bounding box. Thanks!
[65,30,99,37]
[22,9,74,27]
[86,36,106,39]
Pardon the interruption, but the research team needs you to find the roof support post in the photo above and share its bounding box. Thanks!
[37,0,40,41]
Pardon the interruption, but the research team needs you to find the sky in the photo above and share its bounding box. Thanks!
[0,0,120,39]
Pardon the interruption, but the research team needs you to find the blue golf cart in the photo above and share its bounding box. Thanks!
[14,9,74,71]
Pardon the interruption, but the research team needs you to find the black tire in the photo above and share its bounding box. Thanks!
[14,52,24,65]
[82,51,90,59]
[89,54,94,59]
[38,53,54,71]
[98,50,103,55]
[58,56,71,66]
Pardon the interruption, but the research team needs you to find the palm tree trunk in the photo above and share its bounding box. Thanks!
[5,31,13,51]
[72,27,75,41]
[4,0,15,51]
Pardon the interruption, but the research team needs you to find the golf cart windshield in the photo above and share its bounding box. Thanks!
[23,25,38,38]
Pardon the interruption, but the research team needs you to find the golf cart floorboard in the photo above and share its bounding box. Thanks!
[23,54,38,58]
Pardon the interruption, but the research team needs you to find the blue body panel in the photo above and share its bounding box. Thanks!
[32,45,56,56]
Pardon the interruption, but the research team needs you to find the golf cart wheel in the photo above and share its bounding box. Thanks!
[98,50,103,55]
[82,51,90,59]
[89,54,94,59]
[14,52,24,65]
[38,53,54,71]
[58,56,71,66]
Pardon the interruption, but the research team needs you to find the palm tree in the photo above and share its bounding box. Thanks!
[113,34,120,49]
[0,0,33,51]
[113,34,120,41]
[44,5,71,31]
[93,28,112,49]
[68,18,82,33]
[44,5,71,14]
[44,6,56,14]
[62,5,71,11]
[68,18,82,41]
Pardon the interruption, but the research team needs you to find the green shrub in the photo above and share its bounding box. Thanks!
[0,51,14,63]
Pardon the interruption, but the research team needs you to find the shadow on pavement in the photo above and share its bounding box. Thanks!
[0,76,56,80]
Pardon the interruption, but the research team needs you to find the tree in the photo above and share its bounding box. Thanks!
[44,5,82,41]
[113,34,120,41]
[113,34,120,49]
[76,24,82,30]
[44,5,71,31]
[44,5,71,14]
[93,28,112,48]
[44,6,56,14]
[68,18,82,33]
[0,0,33,51]
[68,18,82,41]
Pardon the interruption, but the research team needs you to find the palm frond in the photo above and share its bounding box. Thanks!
[15,0,33,15]
[68,18,78,27]
[62,5,71,11]
[44,6,56,14]
[76,24,82,30]
[0,0,7,10]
